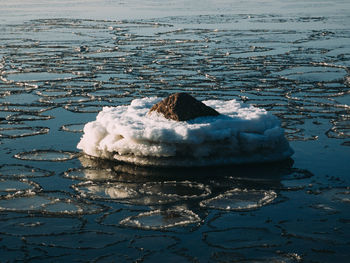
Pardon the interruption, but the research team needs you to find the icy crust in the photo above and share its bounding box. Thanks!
[77,97,293,167]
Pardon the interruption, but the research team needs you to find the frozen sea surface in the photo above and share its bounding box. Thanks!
[0,0,350,262]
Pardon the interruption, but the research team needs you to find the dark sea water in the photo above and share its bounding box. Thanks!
[0,0,350,262]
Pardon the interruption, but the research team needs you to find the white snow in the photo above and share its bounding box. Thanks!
[77,97,293,166]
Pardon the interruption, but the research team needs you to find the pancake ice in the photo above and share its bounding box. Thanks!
[77,97,293,167]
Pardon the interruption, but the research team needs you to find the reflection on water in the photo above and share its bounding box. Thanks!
[71,156,299,228]
[1,3,350,261]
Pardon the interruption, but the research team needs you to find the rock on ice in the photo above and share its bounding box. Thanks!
[77,94,293,167]
[149,92,219,121]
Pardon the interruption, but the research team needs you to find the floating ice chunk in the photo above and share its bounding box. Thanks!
[0,179,41,198]
[77,97,293,166]
[199,188,277,211]
[0,192,104,215]
[60,123,85,133]
[0,164,54,178]
[0,126,49,138]
[14,150,79,162]
[119,209,201,230]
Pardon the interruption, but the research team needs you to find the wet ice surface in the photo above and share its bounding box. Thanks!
[1,1,350,261]
[199,188,277,211]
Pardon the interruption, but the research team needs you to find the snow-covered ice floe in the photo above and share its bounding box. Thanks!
[77,97,293,167]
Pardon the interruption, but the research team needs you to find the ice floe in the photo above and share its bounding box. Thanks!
[77,97,293,167]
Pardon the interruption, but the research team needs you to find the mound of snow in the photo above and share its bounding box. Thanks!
[77,97,293,167]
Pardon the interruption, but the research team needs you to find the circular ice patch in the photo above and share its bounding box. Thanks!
[119,209,201,230]
[14,150,79,162]
[6,72,76,82]
[199,188,277,211]
[0,178,41,198]
[0,192,105,215]
[6,113,53,121]
[0,126,49,138]
[276,66,347,83]
[0,164,54,178]
[60,123,85,133]
[36,89,72,97]
[41,95,92,105]
[64,104,103,113]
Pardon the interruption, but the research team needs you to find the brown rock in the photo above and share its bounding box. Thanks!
[149,92,220,121]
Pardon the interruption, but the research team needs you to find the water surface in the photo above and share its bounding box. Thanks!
[0,0,350,262]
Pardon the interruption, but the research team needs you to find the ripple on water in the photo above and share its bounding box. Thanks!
[59,123,85,133]
[210,251,302,263]
[129,235,178,251]
[0,216,84,236]
[318,187,350,205]
[341,141,350,146]
[204,227,281,250]
[326,127,350,139]
[280,168,314,190]
[25,231,127,249]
